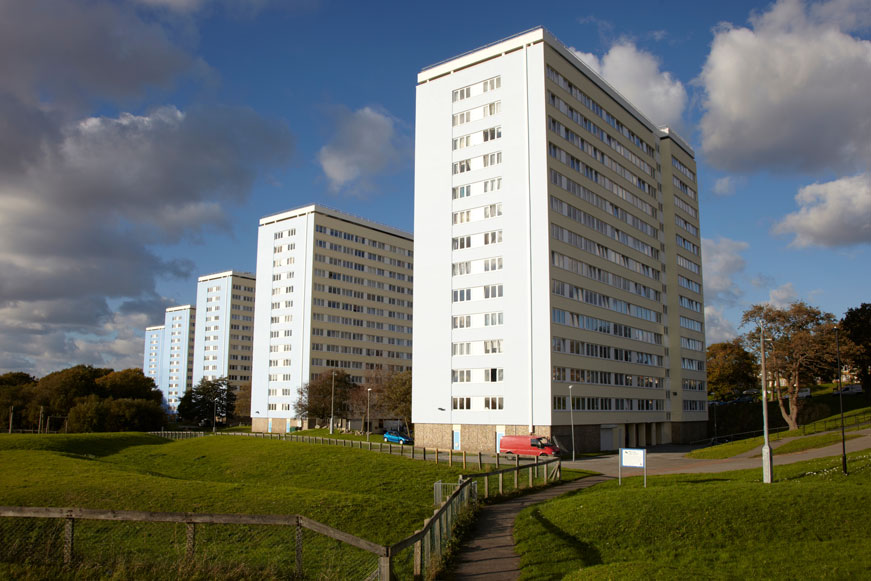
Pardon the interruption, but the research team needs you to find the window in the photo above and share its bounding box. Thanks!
[483,284,503,299]
[452,261,471,276]
[452,397,471,410]
[553,396,567,411]
[484,339,503,354]
[452,86,471,102]
[482,77,501,92]
[452,315,471,329]
[483,231,502,245]
[484,178,501,192]
[484,203,502,218]
[483,126,501,141]
[483,152,502,167]
[680,316,703,332]
[452,236,471,250]
[683,400,706,412]
[484,396,504,410]
[452,288,471,302]
[484,257,503,271]
[679,296,702,313]
[452,369,471,382]
[484,312,503,326]
[484,368,503,382]
[452,210,471,224]
[452,342,471,356]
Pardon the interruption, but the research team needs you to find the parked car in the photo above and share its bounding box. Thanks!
[499,435,560,457]
[383,430,413,445]
[781,388,812,399]
[833,384,864,396]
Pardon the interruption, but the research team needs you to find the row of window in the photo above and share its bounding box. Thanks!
[311,312,412,334]
[676,234,700,256]
[452,284,503,302]
[453,126,502,150]
[452,368,503,383]
[681,336,705,351]
[676,254,701,274]
[672,175,697,201]
[551,196,658,259]
[452,312,503,328]
[680,316,704,333]
[546,66,655,157]
[451,395,504,410]
[311,343,410,359]
[452,339,503,356]
[452,177,502,200]
[452,256,503,276]
[312,298,411,320]
[452,230,502,250]
[547,92,654,176]
[553,336,662,367]
[314,254,412,282]
[551,251,661,302]
[678,275,702,294]
[273,228,297,240]
[314,239,412,271]
[681,358,705,371]
[314,269,412,296]
[552,308,663,345]
[311,328,412,347]
[552,279,661,323]
[554,396,664,412]
[679,295,702,313]
[549,116,655,196]
[452,76,501,102]
[673,194,697,219]
[452,101,501,126]
[675,215,698,237]
[453,151,502,174]
[683,400,706,412]
[672,156,696,182]
[313,224,413,257]
[551,223,659,281]
[452,203,502,224]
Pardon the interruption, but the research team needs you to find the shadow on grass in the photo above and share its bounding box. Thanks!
[530,507,602,567]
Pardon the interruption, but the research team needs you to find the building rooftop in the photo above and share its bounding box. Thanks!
[197,270,256,282]
[260,203,413,241]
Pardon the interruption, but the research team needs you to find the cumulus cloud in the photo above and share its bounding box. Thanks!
[699,0,871,173]
[0,0,294,375]
[712,176,743,196]
[702,237,750,306]
[705,306,738,344]
[317,106,406,194]
[570,43,687,128]
[768,282,798,307]
[773,173,871,247]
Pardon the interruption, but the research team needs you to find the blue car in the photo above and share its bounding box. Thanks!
[383,430,413,445]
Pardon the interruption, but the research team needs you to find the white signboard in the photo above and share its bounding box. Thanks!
[621,448,646,468]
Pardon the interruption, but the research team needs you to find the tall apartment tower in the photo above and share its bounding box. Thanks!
[141,305,196,412]
[191,271,257,392]
[412,28,706,453]
[250,204,414,433]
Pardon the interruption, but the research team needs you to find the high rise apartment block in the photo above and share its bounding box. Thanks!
[191,271,257,392]
[412,28,706,453]
[142,305,196,412]
[250,205,414,433]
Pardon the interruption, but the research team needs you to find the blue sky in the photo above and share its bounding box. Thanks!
[0,0,868,375]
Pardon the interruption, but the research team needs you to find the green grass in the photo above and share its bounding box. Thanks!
[770,432,861,455]
[515,450,871,580]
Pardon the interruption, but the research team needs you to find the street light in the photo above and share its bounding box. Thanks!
[329,371,336,435]
[366,387,372,438]
[760,326,773,484]
[568,384,575,462]
[835,325,848,474]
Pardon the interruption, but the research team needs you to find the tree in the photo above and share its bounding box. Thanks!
[294,370,355,424]
[96,369,163,402]
[381,370,412,434]
[177,377,236,425]
[0,373,37,431]
[706,340,758,401]
[840,303,871,398]
[741,301,837,430]
[233,382,252,423]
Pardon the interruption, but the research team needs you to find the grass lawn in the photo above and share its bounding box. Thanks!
[515,450,871,580]
[0,432,474,578]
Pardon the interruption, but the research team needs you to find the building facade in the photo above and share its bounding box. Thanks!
[191,271,257,392]
[141,305,196,413]
[250,205,414,433]
[412,28,706,453]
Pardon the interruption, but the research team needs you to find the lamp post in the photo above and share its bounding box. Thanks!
[329,371,336,435]
[835,325,848,474]
[568,384,575,462]
[366,387,372,438]
[760,326,772,484]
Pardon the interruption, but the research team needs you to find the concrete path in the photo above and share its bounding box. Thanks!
[447,475,612,580]
[447,429,871,579]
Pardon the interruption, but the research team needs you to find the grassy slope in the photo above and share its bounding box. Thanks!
[515,450,871,580]
[0,433,468,545]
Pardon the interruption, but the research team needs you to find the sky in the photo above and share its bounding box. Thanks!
[0,0,869,376]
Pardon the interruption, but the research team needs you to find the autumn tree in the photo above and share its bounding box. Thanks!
[233,382,252,423]
[741,301,837,430]
[293,370,356,425]
[380,370,412,434]
[706,339,758,401]
[95,369,162,403]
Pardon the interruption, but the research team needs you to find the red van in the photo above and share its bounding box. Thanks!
[499,435,560,457]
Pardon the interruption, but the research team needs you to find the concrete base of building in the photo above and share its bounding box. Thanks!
[252,417,310,433]
[414,420,707,453]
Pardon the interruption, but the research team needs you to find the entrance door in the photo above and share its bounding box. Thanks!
[452,430,461,450]
[600,427,613,451]
[267,419,273,433]
[495,432,504,452]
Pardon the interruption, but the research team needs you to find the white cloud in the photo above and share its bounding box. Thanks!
[699,0,871,173]
[705,306,738,344]
[712,176,741,196]
[702,237,750,306]
[569,42,687,128]
[317,106,406,194]
[768,282,798,307]
[773,173,871,247]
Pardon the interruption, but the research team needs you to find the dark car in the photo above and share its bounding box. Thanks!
[383,430,413,445]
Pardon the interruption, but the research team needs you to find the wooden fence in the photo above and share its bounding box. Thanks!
[1,457,562,579]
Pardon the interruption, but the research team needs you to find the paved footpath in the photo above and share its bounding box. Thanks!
[448,428,871,579]
[447,475,612,580]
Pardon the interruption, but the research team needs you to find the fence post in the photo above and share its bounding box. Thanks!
[185,523,196,558]
[389,443,393,454]
[63,517,74,565]
[295,517,303,576]
[478,452,482,470]
[422,447,426,461]
[412,446,415,460]
[413,529,423,580]
[463,451,466,469]
[435,448,439,464]
[484,475,489,498]
[514,456,519,489]
[378,555,392,581]
[496,453,500,468]
[449,450,453,467]
[529,464,534,487]
[498,472,503,495]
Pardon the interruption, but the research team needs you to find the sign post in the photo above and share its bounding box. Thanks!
[619,448,647,488]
